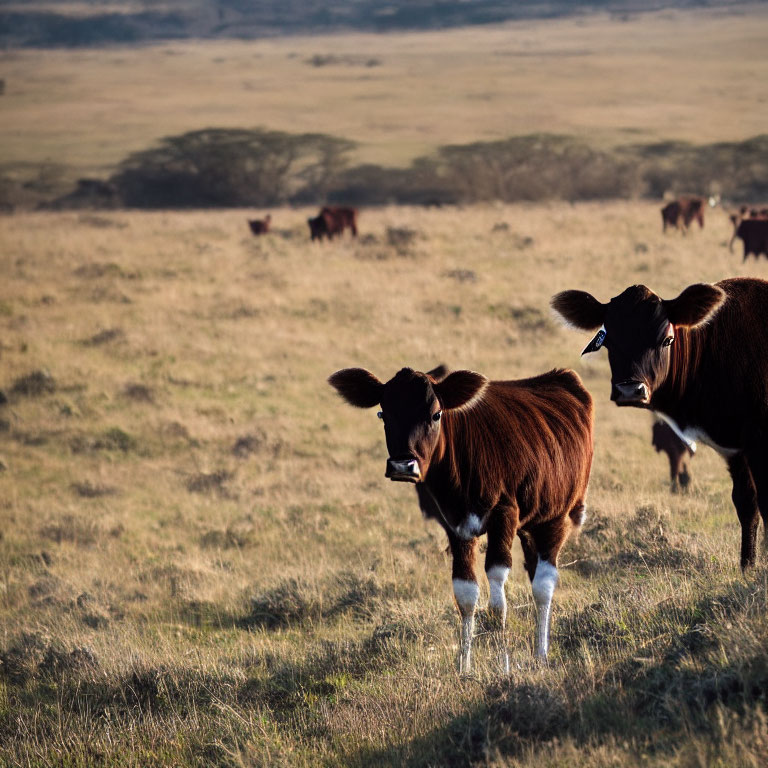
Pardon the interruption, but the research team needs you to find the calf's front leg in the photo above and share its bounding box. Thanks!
[448,532,478,674]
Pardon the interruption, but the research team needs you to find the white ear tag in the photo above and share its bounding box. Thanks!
[581,325,606,356]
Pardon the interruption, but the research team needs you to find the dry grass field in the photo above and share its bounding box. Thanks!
[2,201,768,766]
[2,2,768,765]
[2,5,768,179]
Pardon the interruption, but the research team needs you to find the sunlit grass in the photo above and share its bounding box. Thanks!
[1,202,767,765]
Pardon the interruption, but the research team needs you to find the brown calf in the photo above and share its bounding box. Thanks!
[661,196,706,234]
[321,206,358,238]
[329,365,593,672]
[248,214,271,235]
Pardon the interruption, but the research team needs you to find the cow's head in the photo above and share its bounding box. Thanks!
[551,283,725,407]
[328,365,486,482]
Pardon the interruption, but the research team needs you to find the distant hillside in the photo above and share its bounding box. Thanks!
[0,0,758,48]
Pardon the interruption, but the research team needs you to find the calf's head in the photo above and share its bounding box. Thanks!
[551,283,725,406]
[328,365,486,482]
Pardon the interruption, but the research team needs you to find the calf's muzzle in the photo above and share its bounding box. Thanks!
[385,458,421,482]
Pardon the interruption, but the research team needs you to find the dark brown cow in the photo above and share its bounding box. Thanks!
[248,214,271,235]
[552,277,768,570]
[652,419,694,492]
[320,206,358,238]
[661,196,707,234]
[729,214,768,260]
[329,365,593,671]
[308,214,330,241]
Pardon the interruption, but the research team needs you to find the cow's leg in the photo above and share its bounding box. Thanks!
[527,517,572,661]
[485,511,517,674]
[743,449,768,559]
[728,453,759,569]
[447,530,478,675]
[667,450,680,493]
[678,456,691,491]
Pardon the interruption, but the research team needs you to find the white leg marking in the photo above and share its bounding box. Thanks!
[486,565,510,620]
[487,565,510,674]
[453,578,479,674]
[531,558,559,660]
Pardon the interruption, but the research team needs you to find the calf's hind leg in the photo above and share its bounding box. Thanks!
[485,512,517,674]
[525,510,582,660]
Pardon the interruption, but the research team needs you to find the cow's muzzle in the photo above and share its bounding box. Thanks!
[385,458,421,482]
[611,380,650,406]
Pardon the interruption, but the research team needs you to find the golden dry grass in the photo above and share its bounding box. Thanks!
[2,5,768,176]
[2,202,768,766]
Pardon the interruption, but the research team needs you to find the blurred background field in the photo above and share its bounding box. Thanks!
[2,2,768,766]
[1,4,767,208]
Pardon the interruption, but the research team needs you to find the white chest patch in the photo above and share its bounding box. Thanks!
[456,513,484,541]
[653,412,738,457]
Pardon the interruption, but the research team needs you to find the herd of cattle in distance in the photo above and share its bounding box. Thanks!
[320,196,768,674]
[249,197,768,260]
[660,195,768,260]
[248,206,358,241]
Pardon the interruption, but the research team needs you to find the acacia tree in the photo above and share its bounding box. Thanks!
[111,128,355,208]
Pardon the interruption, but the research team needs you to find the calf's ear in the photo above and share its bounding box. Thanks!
[551,290,606,331]
[434,370,488,411]
[328,368,383,408]
[426,364,450,383]
[663,284,726,328]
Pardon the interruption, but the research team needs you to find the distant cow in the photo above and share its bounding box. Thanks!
[728,209,768,260]
[248,215,271,235]
[321,206,358,238]
[661,197,707,234]
[552,277,768,570]
[308,214,330,241]
[652,419,694,492]
[329,364,593,671]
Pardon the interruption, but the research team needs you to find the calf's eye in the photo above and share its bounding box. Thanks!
[432,411,442,422]
[377,411,384,420]
[662,336,674,348]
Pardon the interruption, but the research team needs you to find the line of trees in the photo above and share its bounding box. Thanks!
[33,128,768,211]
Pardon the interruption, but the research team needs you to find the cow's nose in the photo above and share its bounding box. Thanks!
[612,380,650,405]
[385,458,421,482]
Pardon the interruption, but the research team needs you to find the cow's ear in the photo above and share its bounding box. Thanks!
[663,284,726,328]
[434,370,488,411]
[426,364,449,383]
[328,368,383,408]
[551,290,606,331]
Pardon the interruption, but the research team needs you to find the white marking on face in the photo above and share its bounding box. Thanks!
[452,578,479,614]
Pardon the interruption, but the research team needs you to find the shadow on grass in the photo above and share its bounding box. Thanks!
[347,572,768,767]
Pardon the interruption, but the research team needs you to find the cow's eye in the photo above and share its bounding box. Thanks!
[432,410,442,422]
[662,336,674,348]
[377,411,384,420]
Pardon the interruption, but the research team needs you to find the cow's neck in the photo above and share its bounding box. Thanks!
[421,411,498,534]
[649,325,704,428]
